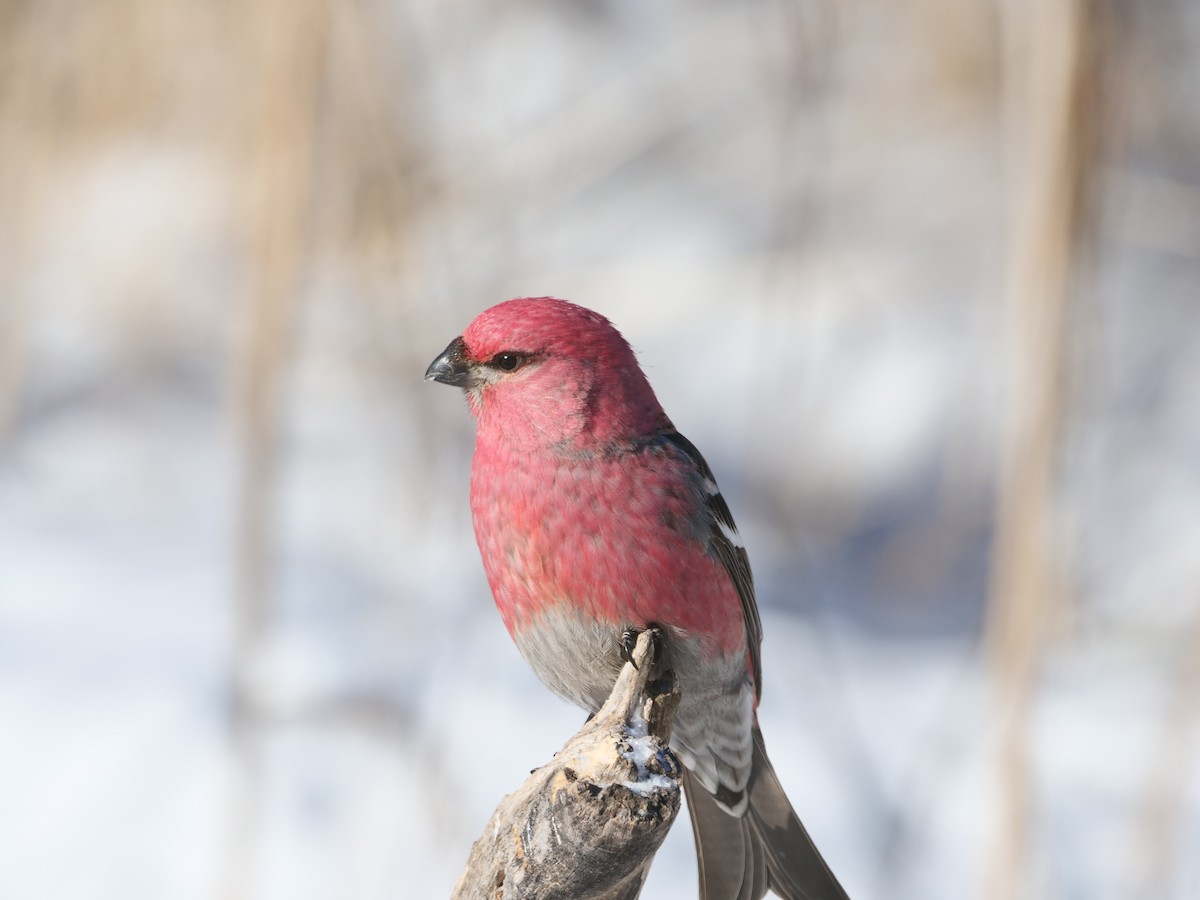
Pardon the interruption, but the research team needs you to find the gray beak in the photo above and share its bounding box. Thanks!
[425,336,474,388]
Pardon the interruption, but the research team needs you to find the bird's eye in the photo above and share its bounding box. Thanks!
[490,352,526,372]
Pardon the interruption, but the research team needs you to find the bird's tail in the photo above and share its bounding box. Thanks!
[681,725,850,900]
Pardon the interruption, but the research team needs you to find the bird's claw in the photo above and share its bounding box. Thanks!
[619,624,664,670]
[620,628,640,668]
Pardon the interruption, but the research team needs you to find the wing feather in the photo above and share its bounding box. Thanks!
[660,430,763,699]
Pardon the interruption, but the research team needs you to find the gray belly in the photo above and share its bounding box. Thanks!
[512,606,756,808]
[511,607,625,712]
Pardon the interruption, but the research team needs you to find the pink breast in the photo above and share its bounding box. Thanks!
[470,438,748,661]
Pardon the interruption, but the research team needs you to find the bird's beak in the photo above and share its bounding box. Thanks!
[425,336,475,388]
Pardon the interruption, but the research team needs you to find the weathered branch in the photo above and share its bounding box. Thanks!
[452,630,683,900]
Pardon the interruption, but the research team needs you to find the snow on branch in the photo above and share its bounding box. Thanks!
[451,629,682,900]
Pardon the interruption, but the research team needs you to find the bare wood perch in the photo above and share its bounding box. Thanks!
[452,629,683,900]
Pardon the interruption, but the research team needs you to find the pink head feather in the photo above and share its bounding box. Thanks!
[459,298,672,450]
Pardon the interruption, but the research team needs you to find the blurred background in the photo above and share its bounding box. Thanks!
[1,1,1198,898]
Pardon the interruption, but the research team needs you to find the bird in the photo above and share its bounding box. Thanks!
[426,297,849,900]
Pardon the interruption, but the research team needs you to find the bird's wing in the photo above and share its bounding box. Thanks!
[660,430,763,699]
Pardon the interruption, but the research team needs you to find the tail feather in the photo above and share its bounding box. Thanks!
[747,727,849,899]
[682,726,850,900]
[682,768,767,900]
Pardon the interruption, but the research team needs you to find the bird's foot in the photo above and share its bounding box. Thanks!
[619,624,665,671]
[619,628,638,667]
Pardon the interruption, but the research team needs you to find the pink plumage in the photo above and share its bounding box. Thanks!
[427,297,849,900]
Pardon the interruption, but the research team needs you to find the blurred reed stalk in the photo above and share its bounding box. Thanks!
[223,0,329,898]
[0,18,30,441]
[984,1,1102,898]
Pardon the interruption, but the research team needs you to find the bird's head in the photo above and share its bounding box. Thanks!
[425,297,671,450]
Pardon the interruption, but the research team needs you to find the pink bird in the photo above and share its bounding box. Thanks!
[427,297,849,900]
